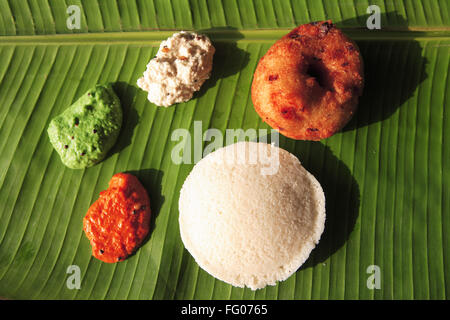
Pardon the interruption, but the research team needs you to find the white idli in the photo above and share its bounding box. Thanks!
[178,141,325,290]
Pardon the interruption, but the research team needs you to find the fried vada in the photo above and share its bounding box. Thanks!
[251,21,364,140]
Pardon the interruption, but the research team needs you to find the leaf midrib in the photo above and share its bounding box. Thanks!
[0,28,449,45]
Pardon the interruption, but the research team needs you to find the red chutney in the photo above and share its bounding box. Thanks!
[83,173,151,263]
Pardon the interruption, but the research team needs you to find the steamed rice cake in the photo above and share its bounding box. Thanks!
[178,141,326,290]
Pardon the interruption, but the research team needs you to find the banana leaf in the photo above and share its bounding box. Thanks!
[0,0,449,299]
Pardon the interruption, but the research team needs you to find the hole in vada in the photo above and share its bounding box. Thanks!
[306,59,329,90]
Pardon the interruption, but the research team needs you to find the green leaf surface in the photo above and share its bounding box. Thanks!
[0,0,449,299]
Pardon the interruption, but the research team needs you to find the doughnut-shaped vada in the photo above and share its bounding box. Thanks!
[251,21,364,140]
